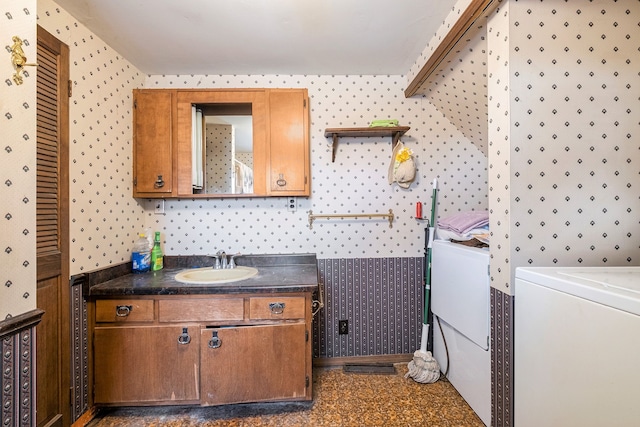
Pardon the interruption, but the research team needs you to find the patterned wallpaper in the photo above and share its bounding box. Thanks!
[414,10,491,156]
[205,123,233,193]
[37,0,146,280]
[1,1,37,319]
[408,0,640,296]
[406,0,472,87]
[142,74,488,259]
[488,0,640,295]
[487,1,513,295]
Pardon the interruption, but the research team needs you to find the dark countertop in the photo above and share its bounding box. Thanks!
[89,253,319,296]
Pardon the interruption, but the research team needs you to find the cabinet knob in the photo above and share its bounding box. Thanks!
[177,327,191,345]
[208,331,222,349]
[276,173,286,187]
[154,175,165,189]
[269,302,286,315]
[115,305,132,317]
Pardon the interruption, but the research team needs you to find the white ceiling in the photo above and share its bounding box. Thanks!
[52,0,457,76]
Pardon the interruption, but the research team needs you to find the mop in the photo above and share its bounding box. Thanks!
[406,178,440,383]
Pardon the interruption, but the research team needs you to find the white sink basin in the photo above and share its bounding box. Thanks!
[174,266,258,284]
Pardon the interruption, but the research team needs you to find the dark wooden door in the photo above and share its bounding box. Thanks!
[200,323,307,406]
[35,26,70,427]
[93,325,201,404]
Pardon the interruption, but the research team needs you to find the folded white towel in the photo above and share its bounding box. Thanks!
[437,226,489,242]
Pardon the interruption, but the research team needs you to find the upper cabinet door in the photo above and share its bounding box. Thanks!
[267,89,310,196]
[133,90,174,197]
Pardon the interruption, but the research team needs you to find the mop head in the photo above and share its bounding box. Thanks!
[405,350,440,384]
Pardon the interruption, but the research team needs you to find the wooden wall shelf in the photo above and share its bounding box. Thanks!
[324,126,410,162]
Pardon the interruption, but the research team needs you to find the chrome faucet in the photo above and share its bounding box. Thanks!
[212,254,221,269]
[213,251,239,269]
[216,250,227,269]
[228,254,237,269]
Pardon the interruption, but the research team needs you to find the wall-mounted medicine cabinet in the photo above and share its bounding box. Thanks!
[132,88,310,199]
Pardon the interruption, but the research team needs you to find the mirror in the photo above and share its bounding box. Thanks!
[191,103,254,195]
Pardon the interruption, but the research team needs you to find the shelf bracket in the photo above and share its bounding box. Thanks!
[390,131,402,148]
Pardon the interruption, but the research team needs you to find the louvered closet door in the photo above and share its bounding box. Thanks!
[35,26,70,427]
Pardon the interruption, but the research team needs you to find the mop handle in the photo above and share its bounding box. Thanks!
[428,179,437,251]
[424,178,438,319]
[427,226,434,250]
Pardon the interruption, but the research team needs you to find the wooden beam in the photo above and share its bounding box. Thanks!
[404,0,498,98]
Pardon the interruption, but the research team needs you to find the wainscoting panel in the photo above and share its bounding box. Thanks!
[491,287,514,427]
[314,257,424,358]
[70,275,89,422]
[1,331,34,427]
[0,311,42,427]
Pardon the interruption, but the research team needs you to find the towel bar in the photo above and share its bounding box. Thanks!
[308,209,394,229]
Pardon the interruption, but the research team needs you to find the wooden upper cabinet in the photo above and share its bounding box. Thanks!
[132,90,174,197]
[267,89,310,196]
[132,88,310,199]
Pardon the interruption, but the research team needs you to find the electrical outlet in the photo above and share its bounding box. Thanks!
[154,200,165,214]
[338,320,348,335]
[287,197,296,212]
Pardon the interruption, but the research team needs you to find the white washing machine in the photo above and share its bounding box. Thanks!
[515,267,640,427]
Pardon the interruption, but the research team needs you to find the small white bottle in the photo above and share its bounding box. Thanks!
[145,227,154,250]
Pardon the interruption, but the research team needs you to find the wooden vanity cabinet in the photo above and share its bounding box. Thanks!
[92,293,313,407]
[132,90,175,198]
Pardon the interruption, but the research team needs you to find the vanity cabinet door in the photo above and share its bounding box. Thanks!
[267,89,310,196]
[133,89,174,197]
[200,323,307,406]
[94,325,200,404]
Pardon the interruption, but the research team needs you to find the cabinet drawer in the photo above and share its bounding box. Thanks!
[158,298,244,322]
[249,297,305,320]
[96,299,155,323]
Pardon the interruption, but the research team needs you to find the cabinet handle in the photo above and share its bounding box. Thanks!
[208,331,222,349]
[269,302,286,315]
[276,173,286,187]
[177,327,191,345]
[154,175,165,189]
[115,305,132,317]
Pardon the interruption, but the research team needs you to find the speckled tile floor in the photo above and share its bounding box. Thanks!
[87,364,484,426]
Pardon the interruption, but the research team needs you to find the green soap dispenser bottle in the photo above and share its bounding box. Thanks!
[151,231,163,271]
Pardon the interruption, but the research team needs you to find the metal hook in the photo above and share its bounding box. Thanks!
[10,36,37,85]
